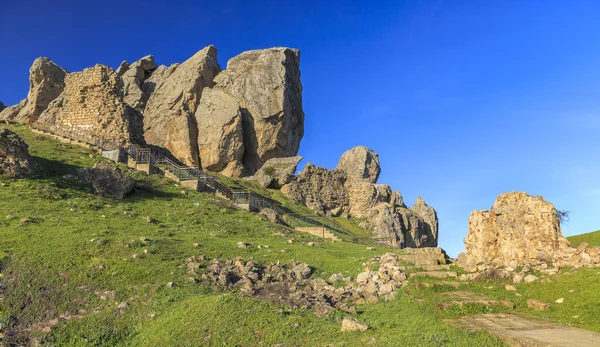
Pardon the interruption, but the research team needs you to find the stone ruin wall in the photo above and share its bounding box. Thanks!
[40,65,132,145]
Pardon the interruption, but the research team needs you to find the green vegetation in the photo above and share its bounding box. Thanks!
[568,230,600,247]
[0,124,505,346]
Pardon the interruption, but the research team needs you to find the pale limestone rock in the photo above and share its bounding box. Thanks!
[252,155,303,188]
[0,100,27,123]
[143,46,221,166]
[346,180,392,218]
[120,55,157,111]
[141,64,179,96]
[195,88,244,172]
[16,57,67,124]
[337,146,381,183]
[458,192,572,267]
[341,316,368,332]
[410,197,439,246]
[210,47,303,174]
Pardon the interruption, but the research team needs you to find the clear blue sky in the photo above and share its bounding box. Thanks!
[2,0,599,256]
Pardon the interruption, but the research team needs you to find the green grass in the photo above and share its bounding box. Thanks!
[0,124,506,346]
[568,230,600,247]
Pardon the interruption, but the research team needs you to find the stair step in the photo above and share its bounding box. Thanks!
[396,255,441,266]
[400,264,451,271]
[408,271,458,279]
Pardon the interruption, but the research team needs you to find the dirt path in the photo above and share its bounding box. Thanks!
[452,313,600,346]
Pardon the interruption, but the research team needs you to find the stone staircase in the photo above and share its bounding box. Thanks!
[397,248,459,280]
[294,227,341,241]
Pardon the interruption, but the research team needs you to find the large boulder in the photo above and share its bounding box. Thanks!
[195,88,244,175]
[209,47,304,174]
[252,155,303,189]
[15,57,67,124]
[0,128,38,177]
[337,146,381,183]
[281,163,348,216]
[77,162,135,199]
[457,192,571,267]
[410,197,439,245]
[143,45,221,166]
[37,64,135,146]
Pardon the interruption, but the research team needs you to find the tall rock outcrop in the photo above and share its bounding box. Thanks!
[457,192,571,267]
[143,46,221,166]
[0,58,67,124]
[281,146,438,248]
[202,47,304,175]
[37,64,135,145]
[0,101,5,112]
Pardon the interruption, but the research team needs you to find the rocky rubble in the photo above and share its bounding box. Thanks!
[0,128,38,177]
[186,252,413,316]
[281,146,438,248]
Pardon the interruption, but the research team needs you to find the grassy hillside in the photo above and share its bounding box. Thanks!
[568,230,600,247]
[0,124,504,346]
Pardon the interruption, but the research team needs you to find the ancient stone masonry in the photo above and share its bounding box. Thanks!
[457,191,600,270]
[37,64,136,145]
[281,146,438,248]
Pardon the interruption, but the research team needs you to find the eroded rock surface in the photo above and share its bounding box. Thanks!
[143,45,221,166]
[209,48,304,174]
[0,128,38,177]
[457,192,572,267]
[281,146,438,248]
[251,155,303,189]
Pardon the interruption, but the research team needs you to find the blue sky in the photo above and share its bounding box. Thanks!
[1,1,599,256]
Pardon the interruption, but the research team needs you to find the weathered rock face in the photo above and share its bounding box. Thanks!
[252,155,303,189]
[209,48,304,174]
[195,88,244,173]
[37,65,135,145]
[281,146,438,248]
[0,128,38,177]
[0,101,5,112]
[77,162,135,199]
[16,57,67,124]
[337,146,380,183]
[118,55,157,111]
[281,163,349,216]
[458,192,571,267]
[0,100,27,123]
[143,46,221,166]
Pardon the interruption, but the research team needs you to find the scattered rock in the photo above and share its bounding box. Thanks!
[527,299,551,311]
[340,316,368,332]
[555,297,564,304]
[259,208,279,223]
[237,242,248,249]
[523,275,538,284]
[504,285,517,292]
[307,242,320,247]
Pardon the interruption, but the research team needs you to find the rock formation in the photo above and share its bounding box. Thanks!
[0,128,38,177]
[205,48,304,174]
[143,46,221,166]
[337,146,380,183]
[457,192,572,267]
[281,146,438,248]
[77,162,135,199]
[0,101,5,112]
[37,64,136,145]
[251,156,303,189]
[5,46,304,177]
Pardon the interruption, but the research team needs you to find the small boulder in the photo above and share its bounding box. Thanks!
[340,316,369,332]
[0,128,38,177]
[237,242,248,249]
[259,208,279,223]
[504,285,517,292]
[555,297,564,304]
[523,275,538,284]
[77,162,135,199]
[527,299,551,311]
